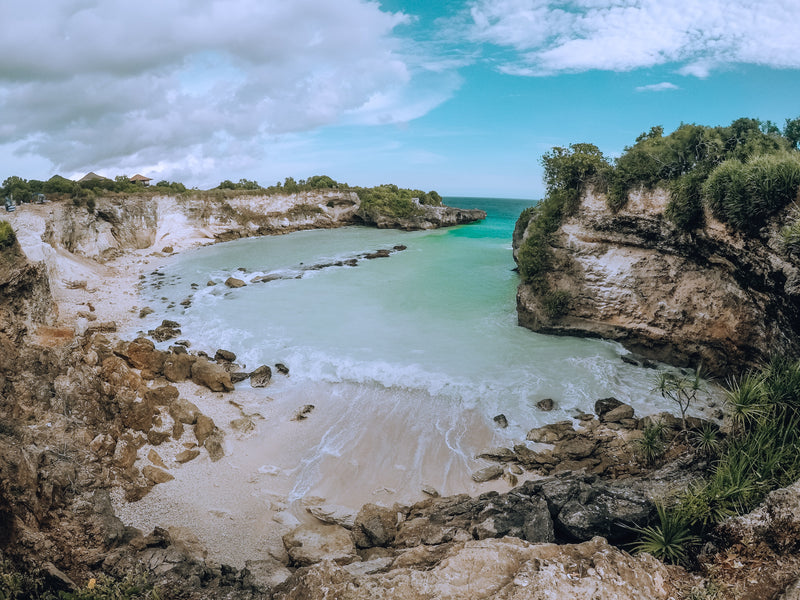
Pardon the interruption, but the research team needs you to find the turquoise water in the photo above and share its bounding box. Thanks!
[137,198,669,503]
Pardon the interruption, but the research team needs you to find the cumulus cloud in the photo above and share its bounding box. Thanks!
[466,0,800,76]
[0,0,458,179]
[635,82,679,92]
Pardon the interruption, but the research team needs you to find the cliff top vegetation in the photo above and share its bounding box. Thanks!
[0,174,442,220]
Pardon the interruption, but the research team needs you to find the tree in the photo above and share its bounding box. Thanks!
[784,117,800,149]
[2,176,31,203]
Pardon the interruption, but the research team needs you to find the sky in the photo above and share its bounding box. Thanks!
[1,1,800,199]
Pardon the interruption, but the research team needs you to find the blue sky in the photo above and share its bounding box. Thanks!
[1,0,800,199]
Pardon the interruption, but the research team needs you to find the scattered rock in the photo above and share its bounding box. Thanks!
[147,449,167,469]
[204,432,225,462]
[275,363,290,375]
[161,246,174,253]
[225,277,246,288]
[536,398,555,411]
[471,465,504,483]
[175,449,201,464]
[250,364,272,387]
[352,504,398,548]
[292,405,315,421]
[307,504,357,530]
[191,357,234,392]
[142,465,174,484]
[214,348,236,362]
[144,384,179,406]
[601,403,635,423]
[475,447,516,462]
[493,414,508,428]
[527,420,575,443]
[421,485,440,498]
[595,397,623,419]
[283,523,359,567]
[168,398,200,425]
[163,352,196,382]
[194,415,216,446]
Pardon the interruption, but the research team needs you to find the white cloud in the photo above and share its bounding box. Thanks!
[635,82,679,92]
[0,0,458,180]
[466,0,800,76]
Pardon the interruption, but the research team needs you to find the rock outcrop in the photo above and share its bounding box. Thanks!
[513,187,800,376]
[356,202,487,230]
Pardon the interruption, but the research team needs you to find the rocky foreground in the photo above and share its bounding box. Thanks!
[2,195,800,598]
[513,187,800,377]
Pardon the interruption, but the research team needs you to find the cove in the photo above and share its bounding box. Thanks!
[120,198,676,564]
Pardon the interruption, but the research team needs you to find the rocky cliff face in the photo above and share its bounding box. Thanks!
[356,202,487,230]
[513,187,800,375]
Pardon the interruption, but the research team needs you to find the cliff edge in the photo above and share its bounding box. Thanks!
[512,187,800,376]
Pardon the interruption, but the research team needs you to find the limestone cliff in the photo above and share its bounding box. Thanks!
[513,187,800,376]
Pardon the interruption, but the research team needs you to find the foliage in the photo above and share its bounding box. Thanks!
[600,116,799,230]
[635,421,666,466]
[690,422,721,458]
[541,290,571,319]
[354,184,442,219]
[654,367,706,432]
[517,143,609,292]
[0,562,159,600]
[153,180,186,193]
[628,503,700,565]
[0,222,15,249]
[780,206,800,252]
[704,152,800,231]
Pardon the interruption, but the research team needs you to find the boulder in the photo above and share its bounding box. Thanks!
[493,414,508,428]
[150,323,181,342]
[526,420,575,443]
[163,353,196,382]
[553,436,599,460]
[471,465,504,483]
[214,348,236,362]
[475,447,516,462]
[175,449,201,464]
[594,397,623,418]
[282,523,358,567]
[536,398,555,411]
[142,465,174,484]
[353,504,398,548]
[204,431,225,462]
[194,415,216,446]
[144,384,179,406]
[553,484,652,542]
[601,403,635,423]
[116,337,167,373]
[225,277,246,288]
[168,398,200,425]
[191,357,234,392]
[250,365,272,387]
[307,504,357,530]
[242,557,292,593]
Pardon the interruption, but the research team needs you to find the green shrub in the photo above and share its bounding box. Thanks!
[0,221,15,249]
[666,170,707,230]
[629,503,700,565]
[517,144,608,292]
[635,421,666,466]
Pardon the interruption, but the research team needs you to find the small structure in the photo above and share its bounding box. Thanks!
[78,172,111,183]
[130,174,152,186]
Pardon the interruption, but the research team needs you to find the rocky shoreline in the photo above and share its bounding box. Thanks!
[2,194,800,598]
